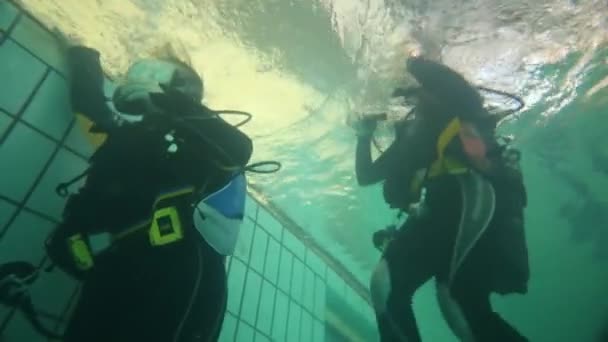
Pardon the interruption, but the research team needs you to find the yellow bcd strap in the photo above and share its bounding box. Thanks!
[428,118,469,177]
[67,187,195,271]
[148,187,195,246]
[410,118,470,196]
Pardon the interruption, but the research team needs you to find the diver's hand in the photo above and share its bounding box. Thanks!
[408,201,428,218]
[349,115,378,138]
[355,118,378,137]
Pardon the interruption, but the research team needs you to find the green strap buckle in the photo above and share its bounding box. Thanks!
[68,234,94,271]
[149,206,184,246]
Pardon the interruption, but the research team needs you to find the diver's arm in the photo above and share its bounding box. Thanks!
[67,46,116,132]
[354,115,406,186]
[356,135,399,186]
[355,135,378,185]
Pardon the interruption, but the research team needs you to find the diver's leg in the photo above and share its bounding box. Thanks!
[453,287,528,342]
[62,254,128,342]
[175,238,228,342]
[64,235,225,342]
[63,280,110,342]
[445,206,529,341]
[371,258,423,342]
[446,242,528,342]
[69,236,214,341]
[371,219,447,342]
[131,236,228,342]
[435,282,475,342]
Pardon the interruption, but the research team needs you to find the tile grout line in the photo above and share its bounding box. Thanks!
[0,194,60,225]
[253,231,273,337]
[5,35,68,79]
[248,228,265,342]
[3,6,108,338]
[0,13,81,333]
[0,10,22,45]
[5,0,69,79]
[1,107,91,161]
[0,68,51,145]
[228,263,321,324]
[248,186,373,307]
[0,59,76,334]
[230,255,321,316]
[257,223,324,284]
[0,112,76,336]
[0,116,76,239]
[282,251,295,341]
[293,257,306,342]
[232,211,257,342]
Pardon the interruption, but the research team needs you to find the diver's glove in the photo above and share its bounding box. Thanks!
[350,115,379,138]
[372,225,397,252]
[45,222,88,281]
[66,45,119,133]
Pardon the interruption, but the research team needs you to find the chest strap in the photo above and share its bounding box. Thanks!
[67,186,195,271]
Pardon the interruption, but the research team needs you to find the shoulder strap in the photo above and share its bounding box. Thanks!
[428,118,469,178]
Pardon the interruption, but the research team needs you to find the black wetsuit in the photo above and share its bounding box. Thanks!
[46,47,253,342]
[357,58,529,342]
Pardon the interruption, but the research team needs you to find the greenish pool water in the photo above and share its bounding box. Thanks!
[8,0,608,340]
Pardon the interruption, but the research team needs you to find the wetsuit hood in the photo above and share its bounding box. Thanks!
[406,57,485,122]
[113,58,204,116]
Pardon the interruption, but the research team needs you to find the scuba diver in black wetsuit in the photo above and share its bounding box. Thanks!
[0,37,279,341]
[354,56,529,342]
[54,46,250,342]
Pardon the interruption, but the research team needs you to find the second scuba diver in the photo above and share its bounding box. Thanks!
[39,37,277,341]
[354,56,530,341]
